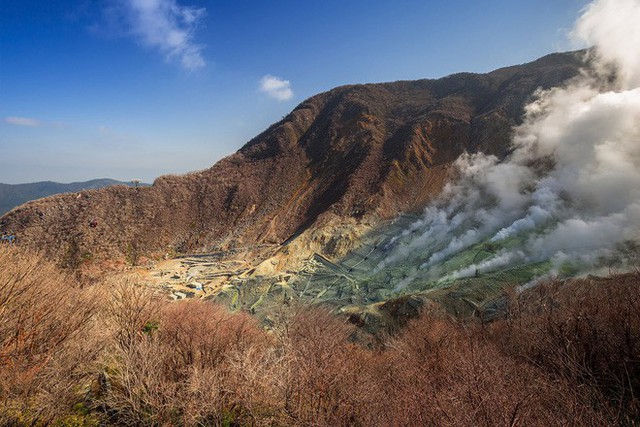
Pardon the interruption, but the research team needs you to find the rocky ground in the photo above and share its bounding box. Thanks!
[140,245,279,300]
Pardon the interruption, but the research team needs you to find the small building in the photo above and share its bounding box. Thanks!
[187,282,203,291]
[173,292,187,300]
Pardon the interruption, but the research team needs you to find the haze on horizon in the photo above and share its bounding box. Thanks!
[0,0,589,185]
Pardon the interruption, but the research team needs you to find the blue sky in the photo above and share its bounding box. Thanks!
[0,0,588,184]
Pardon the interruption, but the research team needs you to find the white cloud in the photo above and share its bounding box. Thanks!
[112,0,207,70]
[3,117,41,127]
[259,75,294,101]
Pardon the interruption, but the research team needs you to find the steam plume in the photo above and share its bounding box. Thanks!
[378,0,640,289]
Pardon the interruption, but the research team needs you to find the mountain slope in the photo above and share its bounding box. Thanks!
[0,51,585,264]
[0,179,140,216]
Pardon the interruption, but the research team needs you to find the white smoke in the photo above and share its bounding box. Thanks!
[443,250,527,283]
[377,0,640,289]
[573,0,640,88]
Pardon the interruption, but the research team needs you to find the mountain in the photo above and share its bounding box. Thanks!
[0,179,142,216]
[0,51,585,266]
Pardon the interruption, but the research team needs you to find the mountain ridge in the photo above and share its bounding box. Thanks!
[0,50,586,266]
[0,179,143,216]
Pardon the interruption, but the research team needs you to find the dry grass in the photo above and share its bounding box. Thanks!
[1,245,639,426]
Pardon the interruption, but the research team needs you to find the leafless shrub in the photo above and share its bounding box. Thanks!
[160,300,264,371]
[357,310,606,427]
[490,274,640,423]
[98,297,269,426]
[103,279,162,352]
[0,246,103,424]
[268,304,378,426]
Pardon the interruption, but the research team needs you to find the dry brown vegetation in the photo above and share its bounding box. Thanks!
[1,245,639,426]
[490,275,640,424]
[0,246,104,424]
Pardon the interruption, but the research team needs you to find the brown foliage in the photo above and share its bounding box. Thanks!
[2,248,638,426]
[99,295,269,426]
[269,305,375,426]
[366,313,607,426]
[490,274,640,423]
[0,246,103,424]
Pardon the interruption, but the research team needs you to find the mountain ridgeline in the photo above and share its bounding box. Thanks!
[0,179,142,216]
[0,51,585,264]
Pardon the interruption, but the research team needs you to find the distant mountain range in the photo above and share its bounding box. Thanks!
[0,179,142,216]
